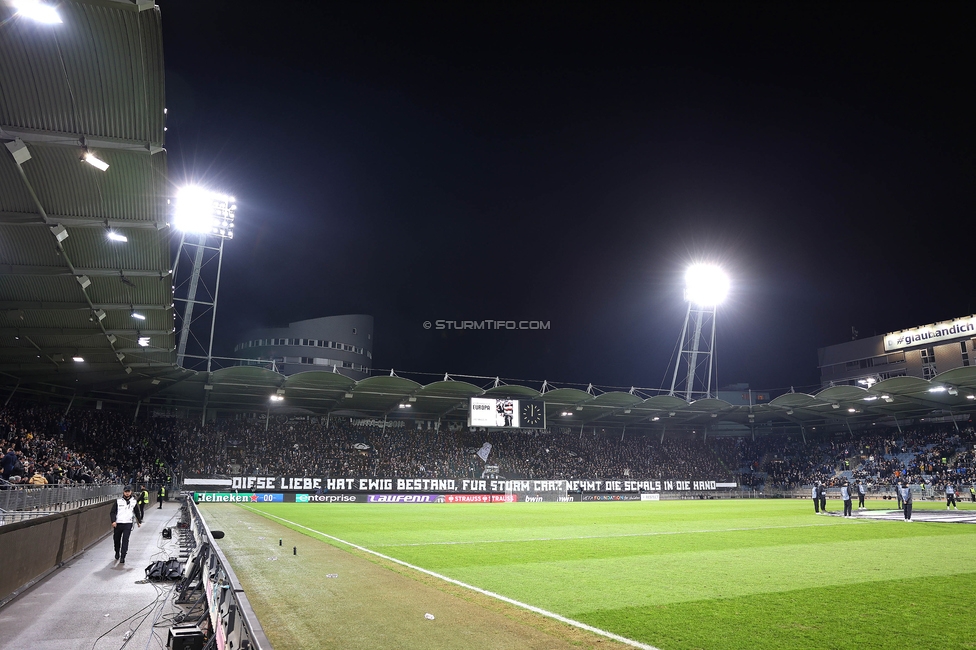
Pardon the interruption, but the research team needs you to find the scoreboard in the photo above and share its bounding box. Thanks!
[468,398,546,429]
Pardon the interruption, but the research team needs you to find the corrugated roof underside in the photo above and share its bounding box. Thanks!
[0,3,165,144]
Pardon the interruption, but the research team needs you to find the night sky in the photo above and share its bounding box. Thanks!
[160,2,974,393]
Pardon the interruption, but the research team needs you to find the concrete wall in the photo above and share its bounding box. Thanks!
[0,500,116,606]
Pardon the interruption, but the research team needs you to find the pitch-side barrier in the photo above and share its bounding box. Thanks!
[181,495,273,649]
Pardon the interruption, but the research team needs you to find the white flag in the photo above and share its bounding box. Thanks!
[476,442,492,462]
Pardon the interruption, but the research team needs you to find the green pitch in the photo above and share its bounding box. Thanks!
[238,499,976,650]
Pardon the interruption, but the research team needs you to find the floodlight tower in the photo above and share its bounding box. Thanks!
[668,264,729,401]
[171,186,236,373]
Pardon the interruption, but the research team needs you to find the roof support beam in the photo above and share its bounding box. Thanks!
[0,328,171,336]
[0,301,171,311]
[0,264,171,278]
[0,211,167,230]
[0,346,173,355]
[0,125,163,154]
[74,0,157,13]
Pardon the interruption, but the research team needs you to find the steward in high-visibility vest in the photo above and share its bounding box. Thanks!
[157,485,166,509]
[138,486,149,519]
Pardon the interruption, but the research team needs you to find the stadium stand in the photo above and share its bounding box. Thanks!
[3,401,974,496]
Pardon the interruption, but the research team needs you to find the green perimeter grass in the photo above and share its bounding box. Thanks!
[245,499,976,650]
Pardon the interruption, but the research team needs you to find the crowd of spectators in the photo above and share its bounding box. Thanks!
[709,425,976,493]
[1,403,168,488]
[3,400,975,494]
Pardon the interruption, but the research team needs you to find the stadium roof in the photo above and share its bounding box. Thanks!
[0,0,178,394]
[147,366,976,436]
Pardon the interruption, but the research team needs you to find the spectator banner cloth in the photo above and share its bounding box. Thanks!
[228,476,730,493]
[476,442,492,462]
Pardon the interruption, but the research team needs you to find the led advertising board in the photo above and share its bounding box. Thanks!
[883,314,976,352]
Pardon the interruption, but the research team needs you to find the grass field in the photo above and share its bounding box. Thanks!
[207,499,976,650]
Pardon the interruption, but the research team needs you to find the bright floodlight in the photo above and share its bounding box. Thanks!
[13,0,62,23]
[106,230,127,242]
[173,186,236,238]
[684,264,730,306]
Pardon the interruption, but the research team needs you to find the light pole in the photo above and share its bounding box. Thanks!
[171,186,236,373]
[668,263,729,401]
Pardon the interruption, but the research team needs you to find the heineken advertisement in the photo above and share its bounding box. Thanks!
[225,476,732,493]
[194,492,285,503]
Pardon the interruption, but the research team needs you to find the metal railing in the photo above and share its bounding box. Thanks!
[0,483,123,520]
[184,497,273,649]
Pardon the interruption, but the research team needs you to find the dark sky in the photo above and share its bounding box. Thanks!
[160,2,974,393]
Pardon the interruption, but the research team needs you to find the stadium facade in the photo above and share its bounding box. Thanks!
[819,313,975,387]
[233,315,373,379]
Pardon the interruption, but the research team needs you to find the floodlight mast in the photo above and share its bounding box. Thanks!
[172,187,236,376]
[668,264,728,401]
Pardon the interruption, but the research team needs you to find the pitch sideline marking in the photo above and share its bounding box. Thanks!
[241,506,663,650]
[370,521,862,547]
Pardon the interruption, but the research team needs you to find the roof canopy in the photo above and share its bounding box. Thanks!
[138,367,976,436]
[0,0,176,393]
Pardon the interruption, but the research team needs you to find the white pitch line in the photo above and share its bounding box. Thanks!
[372,521,859,548]
[241,506,663,650]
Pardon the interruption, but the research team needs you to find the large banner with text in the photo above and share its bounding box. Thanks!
[224,476,736,493]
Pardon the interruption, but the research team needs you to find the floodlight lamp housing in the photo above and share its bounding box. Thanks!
[5,138,31,164]
[51,224,69,243]
[683,264,730,306]
[173,186,236,238]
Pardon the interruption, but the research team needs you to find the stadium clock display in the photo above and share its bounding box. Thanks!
[520,400,545,428]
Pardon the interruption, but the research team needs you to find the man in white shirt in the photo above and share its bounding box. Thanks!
[110,486,142,564]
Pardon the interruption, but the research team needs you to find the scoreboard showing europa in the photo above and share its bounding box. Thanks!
[468,398,546,429]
